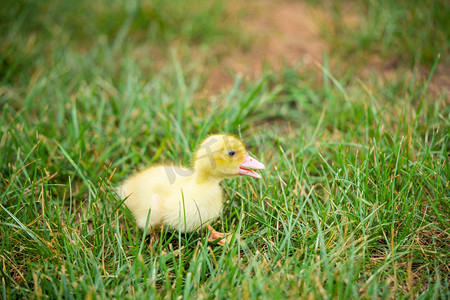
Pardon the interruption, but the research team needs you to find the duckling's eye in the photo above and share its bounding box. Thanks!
[228,150,236,157]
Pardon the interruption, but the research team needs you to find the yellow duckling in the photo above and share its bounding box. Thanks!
[119,134,265,244]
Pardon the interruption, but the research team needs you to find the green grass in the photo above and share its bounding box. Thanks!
[320,0,450,67]
[1,0,449,299]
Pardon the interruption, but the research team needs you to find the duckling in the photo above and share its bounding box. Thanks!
[118,134,265,245]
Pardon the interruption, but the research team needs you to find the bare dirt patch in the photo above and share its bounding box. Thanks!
[199,0,448,102]
[424,64,450,103]
[204,0,327,94]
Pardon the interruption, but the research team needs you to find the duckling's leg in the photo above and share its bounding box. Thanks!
[148,224,164,252]
[148,228,160,253]
[149,231,161,242]
[207,225,232,246]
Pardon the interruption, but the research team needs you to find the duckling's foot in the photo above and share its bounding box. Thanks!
[207,225,232,246]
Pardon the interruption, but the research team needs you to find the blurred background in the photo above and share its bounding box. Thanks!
[1,0,449,298]
[2,0,448,98]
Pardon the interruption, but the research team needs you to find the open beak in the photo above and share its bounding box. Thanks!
[238,155,265,178]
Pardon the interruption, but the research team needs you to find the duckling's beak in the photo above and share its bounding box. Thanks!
[238,155,265,178]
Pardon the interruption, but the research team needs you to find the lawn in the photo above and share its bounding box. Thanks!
[1,0,449,298]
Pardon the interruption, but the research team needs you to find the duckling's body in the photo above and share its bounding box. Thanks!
[119,134,265,242]
[120,165,223,233]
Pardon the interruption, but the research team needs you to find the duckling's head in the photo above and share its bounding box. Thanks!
[193,134,265,180]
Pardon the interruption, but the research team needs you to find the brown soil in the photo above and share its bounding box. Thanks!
[204,0,327,94]
[199,0,448,102]
[425,64,450,103]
